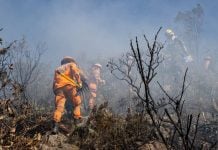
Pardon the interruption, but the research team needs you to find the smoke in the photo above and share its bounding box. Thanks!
[1,0,218,116]
[0,0,216,67]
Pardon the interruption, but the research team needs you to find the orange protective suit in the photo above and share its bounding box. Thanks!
[53,61,82,122]
[88,64,104,109]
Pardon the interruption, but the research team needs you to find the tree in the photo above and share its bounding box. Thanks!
[108,28,202,149]
[0,30,53,149]
[174,4,204,62]
[10,38,46,101]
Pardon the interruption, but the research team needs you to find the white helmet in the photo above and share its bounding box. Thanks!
[204,56,211,61]
[93,63,102,69]
[165,29,175,37]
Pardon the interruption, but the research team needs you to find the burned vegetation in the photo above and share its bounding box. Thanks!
[0,27,218,150]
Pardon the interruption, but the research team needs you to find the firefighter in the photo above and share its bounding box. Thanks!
[88,63,105,110]
[204,56,211,71]
[52,56,83,133]
[162,29,193,93]
[165,28,193,63]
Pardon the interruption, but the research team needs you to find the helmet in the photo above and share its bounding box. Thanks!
[93,63,102,69]
[61,56,76,65]
[165,29,175,37]
[204,56,211,61]
[127,55,134,60]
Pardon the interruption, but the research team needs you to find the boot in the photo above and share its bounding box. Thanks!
[74,118,82,126]
[74,116,88,127]
[52,121,59,134]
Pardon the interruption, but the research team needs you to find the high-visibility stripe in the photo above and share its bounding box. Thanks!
[57,70,81,88]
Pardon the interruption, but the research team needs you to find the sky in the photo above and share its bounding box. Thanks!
[0,0,218,67]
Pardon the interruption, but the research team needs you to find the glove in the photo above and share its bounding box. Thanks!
[78,82,82,89]
[77,86,83,96]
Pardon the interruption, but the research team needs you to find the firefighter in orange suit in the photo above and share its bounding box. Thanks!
[52,56,83,133]
[88,63,105,110]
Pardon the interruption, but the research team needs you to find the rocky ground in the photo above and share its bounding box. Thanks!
[0,101,217,149]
